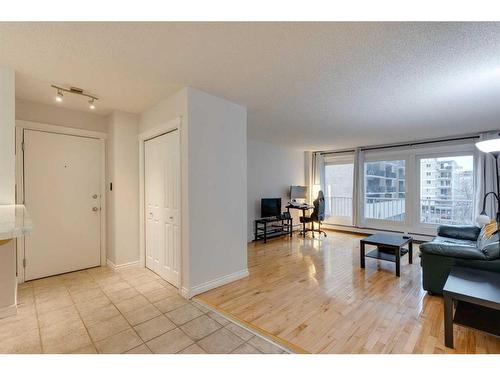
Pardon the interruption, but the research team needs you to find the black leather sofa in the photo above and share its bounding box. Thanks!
[419,225,500,295]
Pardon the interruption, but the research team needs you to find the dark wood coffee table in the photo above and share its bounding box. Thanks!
[360,233,413,277]
[443,266,500,348]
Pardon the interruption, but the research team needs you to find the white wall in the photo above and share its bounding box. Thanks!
[1,71,15,205]
[16,98,107,133]
[139,89,188,134]
[0,67,17,317]
[139,87,247,296]
[247,139,306,242]
[186,88,247,291]
[106,111,140,266]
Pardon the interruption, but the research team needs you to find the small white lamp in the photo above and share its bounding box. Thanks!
[475,138,500,155]
[477,212,491,226]
[312,184,321,201]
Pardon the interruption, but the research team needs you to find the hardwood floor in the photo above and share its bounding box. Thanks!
[198,230,500,354]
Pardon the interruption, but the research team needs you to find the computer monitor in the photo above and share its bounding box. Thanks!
[261,198,281,218]
[290,185,308,200]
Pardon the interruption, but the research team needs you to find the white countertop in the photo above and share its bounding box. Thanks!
[0,205,33,240]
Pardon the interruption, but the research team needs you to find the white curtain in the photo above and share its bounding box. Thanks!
[353,148,363,227]
[476,132,499,221]
[311,152,325,199]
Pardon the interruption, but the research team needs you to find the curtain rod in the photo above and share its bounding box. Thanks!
[315,133,483,155]
[360,135,479,152]
[319,149,356,156]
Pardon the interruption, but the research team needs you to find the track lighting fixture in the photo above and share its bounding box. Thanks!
[55,89,63,102]
[51,85,98,111]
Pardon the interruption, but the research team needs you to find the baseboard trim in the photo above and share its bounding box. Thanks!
[180,287,191,299]
[106,259,141,270]
[0,303,17,319]
[184,269,249,298]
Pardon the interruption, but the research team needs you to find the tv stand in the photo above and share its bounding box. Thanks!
[254,215,293,243]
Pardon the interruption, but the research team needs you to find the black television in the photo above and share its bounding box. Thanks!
[261,198,281,218]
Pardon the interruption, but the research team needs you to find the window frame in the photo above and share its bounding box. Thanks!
[323,153,356,226]
[414,149,476,235]
[360,151,411,231]
[318,141,478,236]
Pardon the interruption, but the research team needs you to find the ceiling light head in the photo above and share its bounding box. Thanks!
[55,89,63,103]
[51,84,98,109]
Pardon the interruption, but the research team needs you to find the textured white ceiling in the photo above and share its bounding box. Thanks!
[1,22,500,150]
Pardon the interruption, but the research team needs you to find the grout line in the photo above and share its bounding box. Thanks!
[65,270,102,353]
[231,341,263,354]
[92,267,199,352]
[139,304,212,351]
[18,266,292,354]
[86,269,147,353]
[31,284,45,354]
[194,297,308,354]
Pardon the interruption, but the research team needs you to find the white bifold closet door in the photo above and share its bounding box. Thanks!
[145,130,181,287]
[23,130,102,281]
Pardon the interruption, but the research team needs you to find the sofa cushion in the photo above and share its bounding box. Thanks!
[437,225,481,241]
[477,225,500,260]
[420,237,487,260]
[433,235,476,247]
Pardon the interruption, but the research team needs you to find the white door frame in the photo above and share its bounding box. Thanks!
[138,117,182,289]
[15,120,107,283]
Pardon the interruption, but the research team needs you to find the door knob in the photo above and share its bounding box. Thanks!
[92,207,99,212]
[92,194,98,199]
[149,212,154,219]
[169,216,174,220]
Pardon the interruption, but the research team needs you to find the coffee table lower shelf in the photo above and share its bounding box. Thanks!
[453,301,500,337]
[365,247,409,263]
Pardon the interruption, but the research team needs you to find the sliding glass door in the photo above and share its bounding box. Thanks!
[323,153,355,225]
[362,156,408,230]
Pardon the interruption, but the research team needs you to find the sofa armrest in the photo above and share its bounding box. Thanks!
[437,225,481,241]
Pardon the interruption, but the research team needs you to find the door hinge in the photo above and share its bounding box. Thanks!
[22,258,26,268]
[21,141,25,152]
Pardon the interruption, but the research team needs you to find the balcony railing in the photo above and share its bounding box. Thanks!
[325,196,474,225]
[420,198,473,225]
[365,170,398,179]
[325,196,353,217]
[364,197,405,221]
[326,196,405,221]
[365,168,386,177]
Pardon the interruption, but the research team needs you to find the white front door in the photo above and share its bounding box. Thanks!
[23,130,102,280]
[145,130,181,287]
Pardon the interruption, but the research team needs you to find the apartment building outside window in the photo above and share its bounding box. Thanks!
[419,155,474,225]
[364,160,406,222]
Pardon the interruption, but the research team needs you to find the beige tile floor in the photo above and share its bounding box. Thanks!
[0,266,288,354]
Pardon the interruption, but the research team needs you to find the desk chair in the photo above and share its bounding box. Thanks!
[299,190,327,238]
